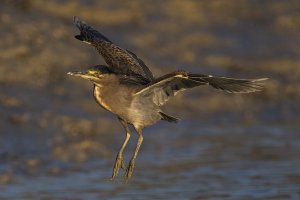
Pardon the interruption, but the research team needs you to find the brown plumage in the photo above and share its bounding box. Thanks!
[69,17,268,181]
[74,16,154,84]
[135,71,267,106]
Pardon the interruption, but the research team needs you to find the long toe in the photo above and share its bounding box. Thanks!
[125,160,135,181]
[121,158,127,172]
[112,156,126,179]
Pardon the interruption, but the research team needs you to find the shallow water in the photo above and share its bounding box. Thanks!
[1,124,300,199]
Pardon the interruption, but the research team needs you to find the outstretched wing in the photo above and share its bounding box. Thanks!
[135,71,267,106]
[73,16,154,83]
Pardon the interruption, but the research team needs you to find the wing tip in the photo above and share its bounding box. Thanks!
[73,16,79,21]
[225,79,268,94]
[207,76,269,94]
[73,16,80,25]
[73,16,86,29]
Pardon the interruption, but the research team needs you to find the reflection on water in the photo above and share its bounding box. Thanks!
[1,0,300,199]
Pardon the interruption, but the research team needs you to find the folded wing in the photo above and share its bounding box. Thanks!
[73,16,154,84]
[135,71,267,106]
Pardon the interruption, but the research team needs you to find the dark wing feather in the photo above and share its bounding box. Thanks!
[73,16,154,83]
[189,74,268,93]
[118,74,150,86]
[135,71,207,106]
[135,71,267,106]
[125,49,154,81]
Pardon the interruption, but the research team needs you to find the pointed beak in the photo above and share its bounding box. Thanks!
[67,71,85,76]
[67,70,95,80]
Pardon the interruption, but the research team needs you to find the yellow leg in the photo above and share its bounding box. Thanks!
[125,128,143,181]
[111,118,131,179]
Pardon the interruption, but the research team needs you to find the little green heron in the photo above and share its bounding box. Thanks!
[68,17,267,181]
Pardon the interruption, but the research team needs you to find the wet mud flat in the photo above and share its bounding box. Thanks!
[1,0,300,199]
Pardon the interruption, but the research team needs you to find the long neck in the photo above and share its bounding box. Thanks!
[93,84,114,112]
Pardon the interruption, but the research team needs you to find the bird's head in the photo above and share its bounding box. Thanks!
[67,65,112,81]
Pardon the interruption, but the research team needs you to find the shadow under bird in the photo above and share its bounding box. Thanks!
[68,17,268,181]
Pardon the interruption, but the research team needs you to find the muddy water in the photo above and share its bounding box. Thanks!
[1,0,300,199]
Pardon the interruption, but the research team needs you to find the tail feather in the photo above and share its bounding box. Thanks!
[159,112,179,123]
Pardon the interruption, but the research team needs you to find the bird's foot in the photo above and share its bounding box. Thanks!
[111,155,127,180]
[125,160,135,181]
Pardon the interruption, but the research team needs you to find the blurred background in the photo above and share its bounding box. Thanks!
[0,0,300,199]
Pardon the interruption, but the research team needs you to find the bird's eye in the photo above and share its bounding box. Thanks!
[88,70,100,76]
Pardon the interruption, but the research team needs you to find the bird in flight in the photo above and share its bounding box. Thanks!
[68,16,267,181]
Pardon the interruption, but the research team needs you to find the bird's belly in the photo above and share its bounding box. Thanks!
[93,85,161,129]
[125,108,161,129]
[125,98,161,129]
[96,99,160,129]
